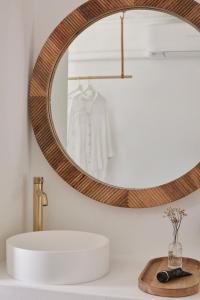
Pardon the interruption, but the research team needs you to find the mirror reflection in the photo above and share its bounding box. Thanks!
[51,10,200,188]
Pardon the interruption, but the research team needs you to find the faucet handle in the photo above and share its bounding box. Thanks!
[42,192,48,207]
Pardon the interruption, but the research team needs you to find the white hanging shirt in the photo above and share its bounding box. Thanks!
[67,91,114,180]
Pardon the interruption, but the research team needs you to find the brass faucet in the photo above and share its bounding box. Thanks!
[33,177,48,231]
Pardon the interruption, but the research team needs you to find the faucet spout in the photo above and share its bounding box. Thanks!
[33,177,48,231]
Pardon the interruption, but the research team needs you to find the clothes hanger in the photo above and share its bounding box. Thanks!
[84,80,94,91]
[83,80,96,98]
[68,80,83,97]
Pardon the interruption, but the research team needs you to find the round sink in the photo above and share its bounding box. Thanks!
[6,230,110,284]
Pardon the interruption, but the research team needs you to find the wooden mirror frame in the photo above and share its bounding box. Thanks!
[29,0,200,208]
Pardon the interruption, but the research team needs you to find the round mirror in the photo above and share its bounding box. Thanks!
[30,0,200,207]
[51,10,200,189]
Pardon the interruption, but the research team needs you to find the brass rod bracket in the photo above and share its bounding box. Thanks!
[68,10,132,81]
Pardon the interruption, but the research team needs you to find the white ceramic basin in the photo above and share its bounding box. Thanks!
[6,230,110,285]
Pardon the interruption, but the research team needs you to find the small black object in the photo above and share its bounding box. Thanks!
[157,268,192,283]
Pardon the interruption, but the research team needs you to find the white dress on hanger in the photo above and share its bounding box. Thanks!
[67,90,114,180]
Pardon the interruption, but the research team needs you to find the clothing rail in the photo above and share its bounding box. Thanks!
[68,75,132,80]
[68,12,133,81]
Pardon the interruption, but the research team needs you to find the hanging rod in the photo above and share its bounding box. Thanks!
[68,11,132,80]
[68,74,133,80]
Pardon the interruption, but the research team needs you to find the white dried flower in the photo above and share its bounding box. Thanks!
[163,206,187,236]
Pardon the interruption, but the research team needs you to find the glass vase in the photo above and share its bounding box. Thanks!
[168,230,182,269]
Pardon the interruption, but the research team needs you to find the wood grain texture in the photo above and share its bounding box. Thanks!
[29,0,200,208]
[138,257,200,297]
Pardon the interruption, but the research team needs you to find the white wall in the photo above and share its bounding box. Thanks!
[0,0,199,269]
[0,0,34,260]
[29,0,200,263]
